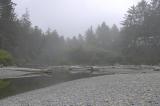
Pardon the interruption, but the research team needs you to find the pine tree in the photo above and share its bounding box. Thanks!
[0,0,16,50]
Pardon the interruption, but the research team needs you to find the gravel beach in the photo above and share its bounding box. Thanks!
[1,72,160,106]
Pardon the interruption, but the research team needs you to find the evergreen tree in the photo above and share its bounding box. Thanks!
[0,0,16,51]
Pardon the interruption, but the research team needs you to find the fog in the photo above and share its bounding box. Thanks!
[1,0,156,66]
[2,0,160,104]
[13,0,141,37]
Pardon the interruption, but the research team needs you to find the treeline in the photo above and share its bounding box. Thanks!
[0,0,160,65]
[121,0,160,64]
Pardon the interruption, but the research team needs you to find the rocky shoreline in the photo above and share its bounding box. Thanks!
[1,72,160,106]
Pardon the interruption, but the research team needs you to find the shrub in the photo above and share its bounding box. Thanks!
[0,50,13,66]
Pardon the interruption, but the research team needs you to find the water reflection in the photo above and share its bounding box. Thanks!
[0,71,99,99]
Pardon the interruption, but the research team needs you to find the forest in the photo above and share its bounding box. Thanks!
[0,0,160,66]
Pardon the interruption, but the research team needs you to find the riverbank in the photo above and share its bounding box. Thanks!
[0,65,160,100]
[1,72,160,106]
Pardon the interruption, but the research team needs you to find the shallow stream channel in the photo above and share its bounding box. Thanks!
[0,66,103,99]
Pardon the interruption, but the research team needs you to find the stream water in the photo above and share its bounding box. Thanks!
[0,71,101,99]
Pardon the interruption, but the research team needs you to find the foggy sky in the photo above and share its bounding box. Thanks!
[13,0,142,37]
